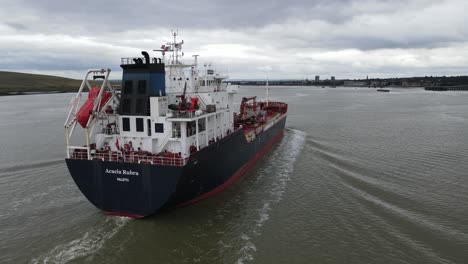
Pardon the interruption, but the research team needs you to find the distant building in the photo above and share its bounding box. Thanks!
[344,80,367,87]
[330,76,336,88]
[315,75,320,82]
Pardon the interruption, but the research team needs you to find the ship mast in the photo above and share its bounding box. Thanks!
[170,29,184,65]
[172,30,176,64]
[266,77,270,106]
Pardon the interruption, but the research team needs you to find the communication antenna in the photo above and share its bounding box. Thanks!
[153,49,166,61]
[172,29,177,64]
[192,54,199,66]
[266,77,270,106]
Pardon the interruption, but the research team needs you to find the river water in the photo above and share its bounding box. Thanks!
[1,86,467,264]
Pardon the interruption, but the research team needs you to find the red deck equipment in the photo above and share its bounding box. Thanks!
[76,87,112,128]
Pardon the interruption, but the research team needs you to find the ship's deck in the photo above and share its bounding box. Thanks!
[71,149,189,166]
[69,102,287,166]
[238,101,288,142]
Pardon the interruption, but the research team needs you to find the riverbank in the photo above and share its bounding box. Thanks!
[0,71,82,94]
[0,71,122,96]
[0,91,69,96]
[425,85,468,91]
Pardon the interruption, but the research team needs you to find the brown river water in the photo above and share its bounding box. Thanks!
[1,86,467,263]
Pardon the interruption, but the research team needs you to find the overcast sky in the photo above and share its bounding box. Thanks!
[1,0,467,79]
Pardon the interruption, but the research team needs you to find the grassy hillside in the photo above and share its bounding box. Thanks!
[0,71,122,95]
[0,71,85,94]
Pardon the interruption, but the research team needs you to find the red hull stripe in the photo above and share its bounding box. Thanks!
[176,127,285,208]
[104,211,145,219]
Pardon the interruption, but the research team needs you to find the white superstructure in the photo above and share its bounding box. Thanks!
[65,32,240,165]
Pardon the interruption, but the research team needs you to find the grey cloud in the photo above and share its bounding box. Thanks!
[0,52,118,72]
[9,0,357,32]
[1,0,468,79]
[4,0,464,50]
[5,22,28,31]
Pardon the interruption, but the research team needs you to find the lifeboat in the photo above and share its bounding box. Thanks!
[76,87,111,128]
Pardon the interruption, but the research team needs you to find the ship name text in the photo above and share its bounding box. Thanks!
[105,168,139,176]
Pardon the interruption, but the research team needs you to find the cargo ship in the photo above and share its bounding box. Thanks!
[64,32,288,218]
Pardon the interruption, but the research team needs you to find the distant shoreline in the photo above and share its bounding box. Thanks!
[3,85,468,97]
[0,91,69,96]
[2,70,468,96]
[0,71,123,96]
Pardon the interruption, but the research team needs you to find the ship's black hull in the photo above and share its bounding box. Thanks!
[66,115,286,218]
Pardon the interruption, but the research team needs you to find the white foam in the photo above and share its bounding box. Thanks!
[255,202,270,228]
[31,217,129,264]
[236,128,306,263]
[237,234,257,264]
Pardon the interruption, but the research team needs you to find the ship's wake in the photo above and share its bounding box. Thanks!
[235,128,306,264]
[31,217,129,264]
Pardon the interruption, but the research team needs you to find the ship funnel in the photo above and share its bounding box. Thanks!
[142,51,150,65]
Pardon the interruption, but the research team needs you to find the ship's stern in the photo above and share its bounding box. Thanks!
[65,159,183,218]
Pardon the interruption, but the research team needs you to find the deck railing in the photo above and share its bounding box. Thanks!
[70,150,188,167]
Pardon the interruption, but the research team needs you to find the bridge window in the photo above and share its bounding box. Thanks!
[124,80,133,94]
[136,118,144,132]
[138,80,146,94]
[155,123,164,133]
[198,118,206,132]
[122,99,131,114]
[122,118,130,131]
[147,119,151,136]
